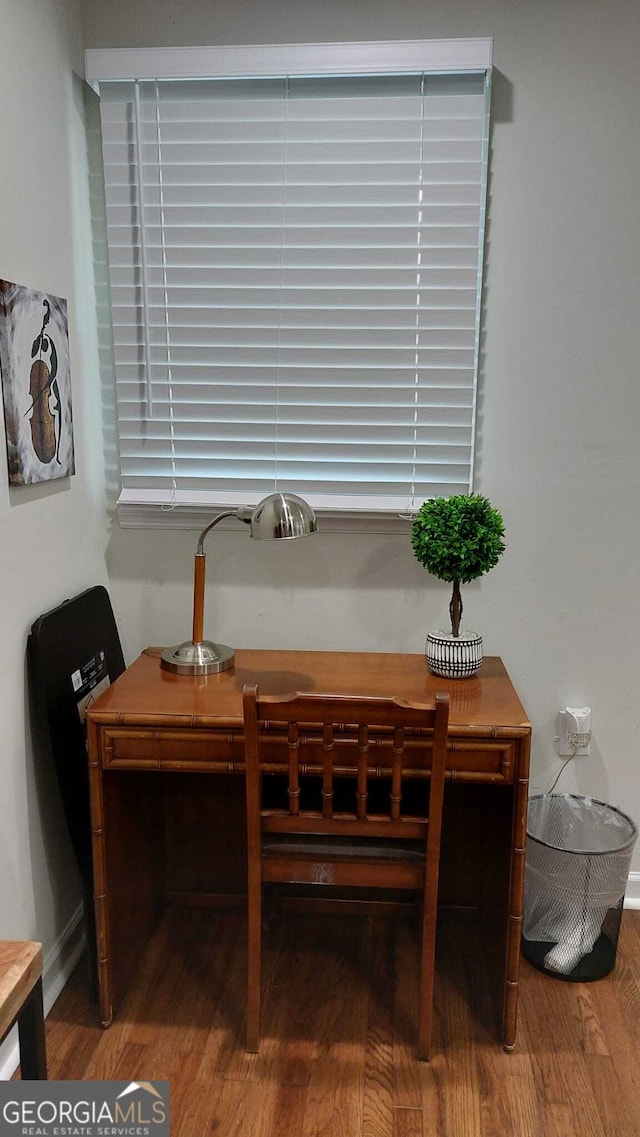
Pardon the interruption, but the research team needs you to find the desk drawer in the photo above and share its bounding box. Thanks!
[101,728,516,782]
[102,728,244,771]
[447,740,515,783]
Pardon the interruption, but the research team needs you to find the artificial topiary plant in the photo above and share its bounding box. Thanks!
[411,493,506,638]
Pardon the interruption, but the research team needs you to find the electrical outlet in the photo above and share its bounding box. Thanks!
[558,708,591,756]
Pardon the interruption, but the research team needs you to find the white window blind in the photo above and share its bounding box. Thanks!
[95,46,491,523]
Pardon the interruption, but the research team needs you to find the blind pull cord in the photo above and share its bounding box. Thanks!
[154,80,178,510]
[273,76,290,494]
[133,81,154,419]
[401,72,427,520]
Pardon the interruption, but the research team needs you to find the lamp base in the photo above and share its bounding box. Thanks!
[160,640,235,675]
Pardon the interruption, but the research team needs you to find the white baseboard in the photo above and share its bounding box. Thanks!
[0,904,86,1081]
[624,871,640,910]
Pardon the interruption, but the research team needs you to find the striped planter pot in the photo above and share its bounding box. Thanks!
[425,630,483,679]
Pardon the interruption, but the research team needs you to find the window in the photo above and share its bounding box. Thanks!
[88,40,492,525]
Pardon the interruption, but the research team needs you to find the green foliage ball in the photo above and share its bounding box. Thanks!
[411,494,506,584]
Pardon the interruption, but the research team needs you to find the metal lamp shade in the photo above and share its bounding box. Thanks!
[249,492,318,540]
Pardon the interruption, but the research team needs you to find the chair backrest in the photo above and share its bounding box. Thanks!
[243,686,450,848]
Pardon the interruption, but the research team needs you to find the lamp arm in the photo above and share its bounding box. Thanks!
[192,509,251,645]
[195,510,241,555]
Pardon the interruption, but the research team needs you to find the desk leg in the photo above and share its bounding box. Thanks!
[88,721,113,1028]
[18,979,47,1080]
[502,735,530,1050]
[88,757,163,1027]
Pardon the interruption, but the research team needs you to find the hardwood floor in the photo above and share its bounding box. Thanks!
[38,907,640,1136]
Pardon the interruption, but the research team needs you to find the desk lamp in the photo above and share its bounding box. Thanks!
[160,492,317,675]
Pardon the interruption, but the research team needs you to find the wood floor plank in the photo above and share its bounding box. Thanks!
[571,986,610,1056]
[433,922,483,1137]
[439,1020,482,1134]
[610,951,640,1043]
[190,912,245,1081]
[474,1043,540,1137]
[266,1085,308,1137]
[39,907,640,1137]
[231,1077,282,1137]
[165,1051,212,1136]
[363,918,394,1137]
[586,974,640,1136]
[300,1070,337,1137]
[416,1057,445,1137]
[392,920,422,1110]
[393,1107,424,1137]
[327,919,370,1137]
[124,908,194,1048]
[519,962,607,1137]
[299,918,367,1137]
[543,1102,576,1137]
[206,1073,249,1136]
[172,1074,226,1137]
[584,1053,640,1137]
[494,1068,540,1137]
[328,1037,367,1137]
[266,918,319,1089]
[44,966,103,1079]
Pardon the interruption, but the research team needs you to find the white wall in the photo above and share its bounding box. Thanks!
[0,0,107,960]
[82,0,640,868]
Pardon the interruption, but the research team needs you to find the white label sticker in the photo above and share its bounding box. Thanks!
[77,674,111,725]
[71,669,82,692]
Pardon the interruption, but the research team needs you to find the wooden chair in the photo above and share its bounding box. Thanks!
[242,685,450,1060]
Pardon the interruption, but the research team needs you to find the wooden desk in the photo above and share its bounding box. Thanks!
[86,649,530,1049]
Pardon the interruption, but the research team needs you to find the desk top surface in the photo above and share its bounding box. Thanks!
[88,649,530,736]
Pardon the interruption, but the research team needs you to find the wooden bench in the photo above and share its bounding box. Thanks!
[0,941,47,1079]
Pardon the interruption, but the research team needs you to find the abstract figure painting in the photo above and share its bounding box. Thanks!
[0,280,75,485]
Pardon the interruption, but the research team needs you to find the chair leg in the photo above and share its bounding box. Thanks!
[246,874,261,1053]
[417,906,437,1062]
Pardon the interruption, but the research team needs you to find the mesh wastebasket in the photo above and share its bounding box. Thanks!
[522,793,637,981]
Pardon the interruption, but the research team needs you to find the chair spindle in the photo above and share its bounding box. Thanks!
[322,722,335,817]
[390,726,404,820]
[356,724,369,819]
[287,722,300,816]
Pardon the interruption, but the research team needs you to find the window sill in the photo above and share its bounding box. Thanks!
[115,499,414,535]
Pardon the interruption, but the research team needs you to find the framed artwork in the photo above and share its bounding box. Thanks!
[0,279,75,485]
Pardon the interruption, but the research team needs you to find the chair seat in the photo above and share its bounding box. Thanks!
[262,833,425,862]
